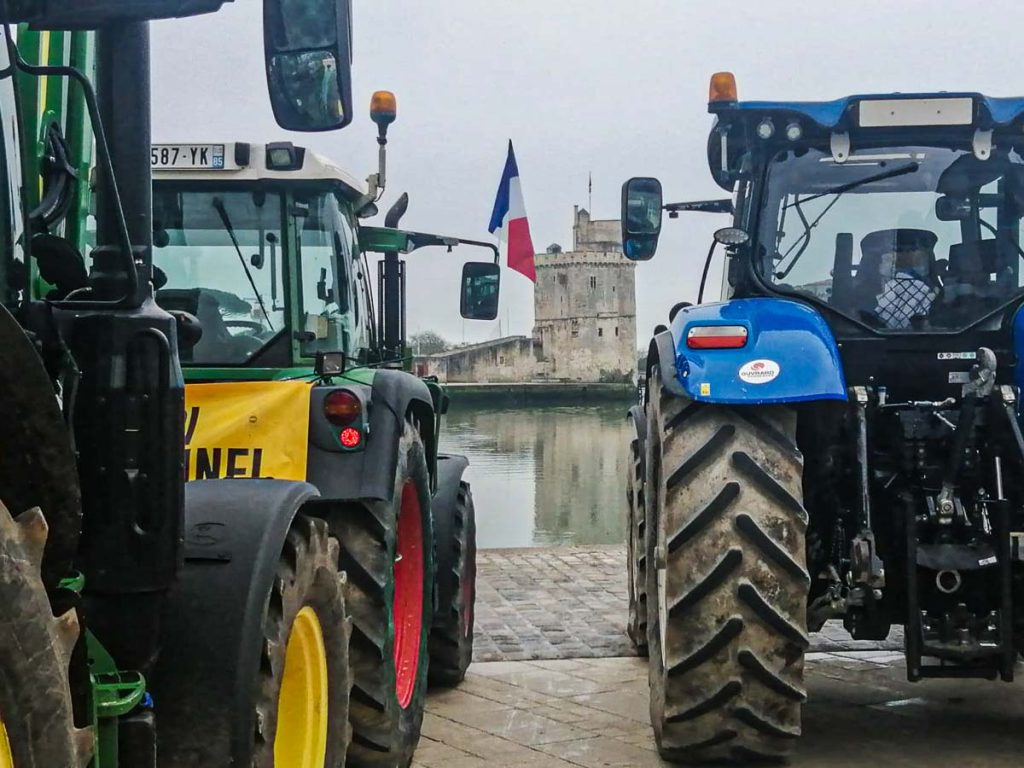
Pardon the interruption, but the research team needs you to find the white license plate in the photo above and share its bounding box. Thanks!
[858,98,973,128]
[151,144,226,170]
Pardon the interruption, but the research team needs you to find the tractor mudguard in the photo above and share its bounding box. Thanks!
[431,453,470,625]
[306,368,437,502]
[656,297,847,405]
[151,478,319,767]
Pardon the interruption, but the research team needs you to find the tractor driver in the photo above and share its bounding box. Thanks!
[859,228,939,329]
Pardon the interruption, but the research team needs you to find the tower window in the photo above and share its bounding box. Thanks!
[598,327,603,337]
[615,327,619,336]
[589,275,597,290]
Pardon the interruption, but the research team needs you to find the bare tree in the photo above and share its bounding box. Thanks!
[410,330,449,355]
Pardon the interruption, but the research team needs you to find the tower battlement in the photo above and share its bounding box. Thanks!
[532,208,636,382]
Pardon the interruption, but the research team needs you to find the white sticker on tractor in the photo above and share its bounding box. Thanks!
[738,359,780,384]
[937,351,976,360]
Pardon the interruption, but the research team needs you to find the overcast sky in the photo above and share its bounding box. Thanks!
[152,1,1024,347]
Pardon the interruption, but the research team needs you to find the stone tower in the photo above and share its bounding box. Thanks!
[532,208,637,382]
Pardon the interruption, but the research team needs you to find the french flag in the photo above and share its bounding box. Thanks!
[488,141,536,282]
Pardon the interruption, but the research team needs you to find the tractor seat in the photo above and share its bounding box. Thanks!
[840,229,938,324]
[943,239,1008,303]
[156,288,238,363]
[947,240,996,282]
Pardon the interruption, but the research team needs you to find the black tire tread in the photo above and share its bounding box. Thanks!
[337,420,434,768]
[626,434,648,654]
[252,514,351,767]
[0,502,92,768]
[428,482,476,686]
[644,368,809,763]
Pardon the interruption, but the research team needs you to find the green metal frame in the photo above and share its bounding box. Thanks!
[87,631,146,768]
[60,574,145,768]
[16,27,96,296]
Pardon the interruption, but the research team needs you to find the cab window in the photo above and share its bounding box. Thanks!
[152,188,285,364]
[296,190,357,357]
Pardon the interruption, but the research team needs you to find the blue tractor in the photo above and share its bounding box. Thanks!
[623,72,1024,762]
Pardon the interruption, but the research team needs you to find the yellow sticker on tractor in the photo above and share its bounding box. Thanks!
[184,381,313,482]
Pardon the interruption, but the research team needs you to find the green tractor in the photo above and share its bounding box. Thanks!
[148,122,499,764]
[0,0,495,766]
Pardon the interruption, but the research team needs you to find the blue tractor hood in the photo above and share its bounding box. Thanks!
[663,298,847,405]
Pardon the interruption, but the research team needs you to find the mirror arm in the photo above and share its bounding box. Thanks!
[402,231,500,262]
[664,199,734,217]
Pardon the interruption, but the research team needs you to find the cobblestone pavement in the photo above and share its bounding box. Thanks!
[417,653,1024,767]
[473,545,902,662]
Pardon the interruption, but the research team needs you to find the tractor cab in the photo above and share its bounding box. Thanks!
[152,141,373,370]
[152,140,499,376]
[624,74,1024,401]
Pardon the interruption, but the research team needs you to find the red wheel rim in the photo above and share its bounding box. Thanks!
[393,480,424,708]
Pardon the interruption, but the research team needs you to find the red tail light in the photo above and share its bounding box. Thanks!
[339,427,362,448]
[687,325,748,349]
[324,390,361,426]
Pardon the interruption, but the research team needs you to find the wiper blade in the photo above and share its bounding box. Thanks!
[774,161,921,280]
[212,197,274,331]
[786,161,920,208]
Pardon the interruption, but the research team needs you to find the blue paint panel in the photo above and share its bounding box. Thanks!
[723,98,850,128]
[711,92,1024,129]
[670,298,847,404]
[1013,306,1024,399]
[978,96,1024,126]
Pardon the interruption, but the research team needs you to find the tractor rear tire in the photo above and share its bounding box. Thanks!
[335,420,434,768]
[626,432,648,655]
[0,304,82,591]
[645,367,809,763]
[428,481,476,686]
[0,502,91,768]
[252,514,351,768]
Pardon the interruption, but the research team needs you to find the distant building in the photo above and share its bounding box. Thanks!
[532,208,636,382]
[414,207,637,384]
[413,336,533,382]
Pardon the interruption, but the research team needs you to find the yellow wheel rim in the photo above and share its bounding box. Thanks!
[0,713,13,768]
[275,606,329,768]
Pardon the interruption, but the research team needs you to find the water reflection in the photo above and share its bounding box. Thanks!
[439,402,632,548]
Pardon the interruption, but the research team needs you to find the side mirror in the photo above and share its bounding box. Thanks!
[935,195,971,221]
[263,0,354,132]
[460,263,501,321]
[621,177,663,261]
